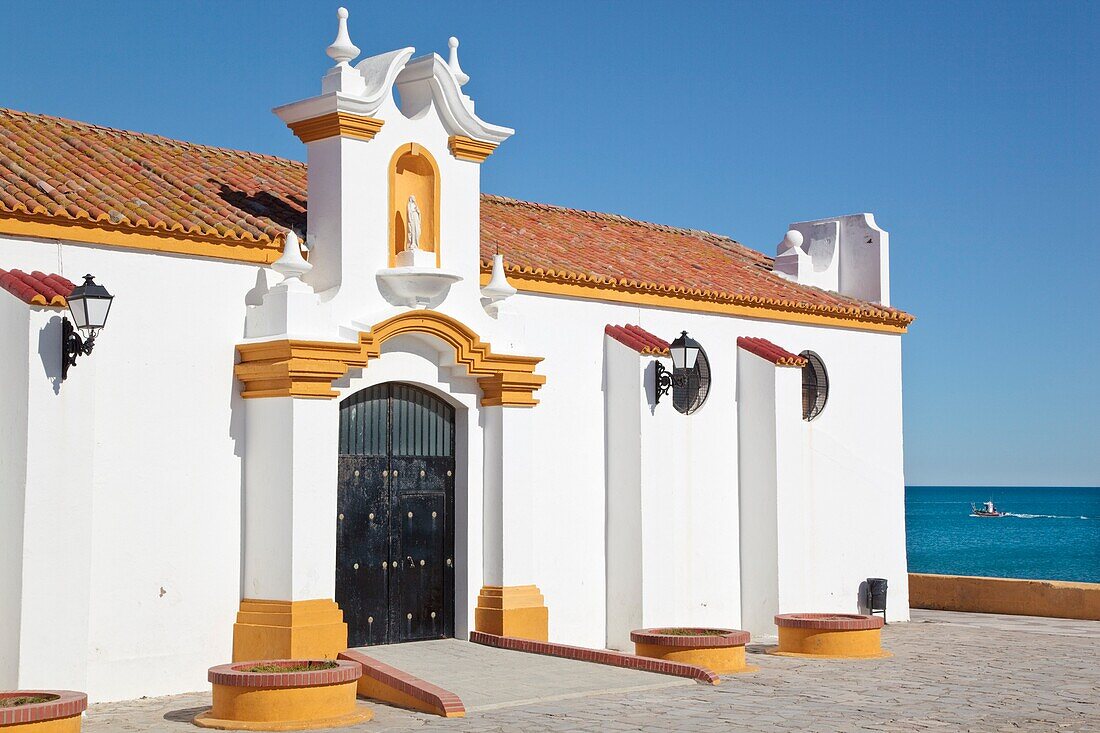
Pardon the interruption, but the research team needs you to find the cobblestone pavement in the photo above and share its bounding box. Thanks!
[84,610,1099,732]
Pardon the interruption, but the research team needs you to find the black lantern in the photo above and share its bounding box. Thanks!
[62,274,114,381]
[669,331,701,371]
[654,331,710,413]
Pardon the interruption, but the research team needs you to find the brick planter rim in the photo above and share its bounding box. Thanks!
[630,627,750,647]
[0,690,87,726]
[208,659,361,688]
[774,613,884,630]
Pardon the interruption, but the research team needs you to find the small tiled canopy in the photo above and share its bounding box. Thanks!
[0,268,74,306]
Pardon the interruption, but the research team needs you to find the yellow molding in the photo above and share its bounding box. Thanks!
[481,266,912,334]
[235,310,546,406]
[287,111,385,144]
[232,598,348,662]
[448,135,498,163]
[474,585,549,641]
[0,212,283,264]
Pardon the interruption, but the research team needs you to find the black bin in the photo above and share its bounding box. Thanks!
[866,577,888,622]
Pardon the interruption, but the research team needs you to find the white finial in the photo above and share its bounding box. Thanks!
[481,253,516,304]
[448,36,470,86]
[272,231,312,283]
[326,7,360,66]
[778,229,805,253]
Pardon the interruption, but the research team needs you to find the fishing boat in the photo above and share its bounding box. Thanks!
[971,500,1005,518]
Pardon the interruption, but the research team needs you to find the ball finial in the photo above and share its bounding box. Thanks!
[447,35,469,86]
[326,6,360,65]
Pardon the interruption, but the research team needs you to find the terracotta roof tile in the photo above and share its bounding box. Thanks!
[0,268,74,306]
[737,336,807,367]
[0,108,912,328]
[605,324,670,355]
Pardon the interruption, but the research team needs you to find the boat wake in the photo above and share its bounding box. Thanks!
[1003,512,1093,520]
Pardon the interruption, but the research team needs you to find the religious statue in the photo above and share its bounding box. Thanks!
[405,195,422,251]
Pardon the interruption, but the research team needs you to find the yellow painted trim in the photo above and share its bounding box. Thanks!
[0,212,282,264]
[474,585,549,641]
[481,265,912,334]
[235,310,547,406]
[232,599,348,663]
[388,143,442,267]
[287,112,384,144]
[633,643,756,675]
[771,627,890,659]
[195,683,371,731]
[909,573,1100,621]
[448,135,498,163]
[355,676,464,718]
[1,717,82,732]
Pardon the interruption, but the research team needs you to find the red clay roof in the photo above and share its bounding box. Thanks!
[0,268,73,306]
[737,336,807,367]
[0,107,912,328]
[605,324,670,355]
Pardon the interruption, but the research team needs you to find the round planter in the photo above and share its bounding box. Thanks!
[630,628,756,674]
[0,690,86,732]
[193,660,372,731]
[771,613,890,659]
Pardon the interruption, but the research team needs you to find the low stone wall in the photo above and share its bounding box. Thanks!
[909,573,1100,621]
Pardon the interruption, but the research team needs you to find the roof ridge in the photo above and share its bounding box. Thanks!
[0,107,304,167]
[481,193,742,246]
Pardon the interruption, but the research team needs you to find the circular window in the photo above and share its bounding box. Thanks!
[800,351,828,421]
[673,346,711,415]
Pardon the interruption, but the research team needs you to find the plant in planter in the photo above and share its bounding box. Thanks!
[193,659,372,731]
[0,690,87,732]
[630,628,756,674]
[771,613,891,658]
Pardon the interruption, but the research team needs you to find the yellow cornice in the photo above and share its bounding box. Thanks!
[287,112,385,144]
[0,212,283,264]
[235,310,546,406]
[448,135,497,163]
[481,265,912,334]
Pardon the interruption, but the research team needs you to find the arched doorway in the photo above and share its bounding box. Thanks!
[336,383,456,646]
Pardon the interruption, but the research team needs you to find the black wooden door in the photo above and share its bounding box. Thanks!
[336,383,455,646]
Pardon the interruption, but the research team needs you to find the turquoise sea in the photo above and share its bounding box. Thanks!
[905,486,1100,583]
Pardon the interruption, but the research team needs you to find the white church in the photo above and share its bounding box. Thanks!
[0,8,913,702]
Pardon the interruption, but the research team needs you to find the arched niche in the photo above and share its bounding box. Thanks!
[389,143,441,266]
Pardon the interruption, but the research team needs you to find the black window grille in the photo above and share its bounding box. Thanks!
[801,351,828,421]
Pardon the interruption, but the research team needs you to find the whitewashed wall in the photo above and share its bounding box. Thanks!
[0,234,269,701]
[0,226,909,699]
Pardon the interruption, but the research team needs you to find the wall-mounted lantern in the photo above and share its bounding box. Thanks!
[654,331,710,414]
[62,274,114,381]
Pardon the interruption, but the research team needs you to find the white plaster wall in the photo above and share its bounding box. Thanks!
[510,292,908,647]
[0,297,30,687]
[736,351,780,638]
[0,234,263,701]
[17,307,97,692]
[603,339,642,649]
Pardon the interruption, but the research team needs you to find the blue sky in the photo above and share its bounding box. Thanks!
[2,1,1097,486]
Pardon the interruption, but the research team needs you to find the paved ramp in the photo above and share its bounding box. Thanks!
[355,638,693,711]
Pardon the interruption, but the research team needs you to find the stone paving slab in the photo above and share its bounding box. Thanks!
[83,611,1100,732]
[356,638,693,710]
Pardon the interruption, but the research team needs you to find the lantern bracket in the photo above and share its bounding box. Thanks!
[653,361,688,405]
[61,317,96,382]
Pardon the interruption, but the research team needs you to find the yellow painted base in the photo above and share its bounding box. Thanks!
[772,627,890,659]
[356,675,464,718]
[633,643,757,674]
[194,681,371,731]
[232,600,347,663]
[2,715,82,732]
[474,585,549,641]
